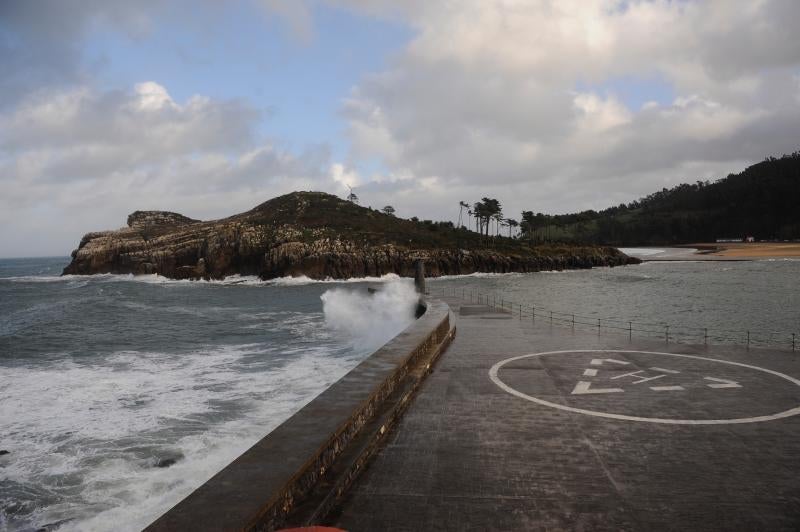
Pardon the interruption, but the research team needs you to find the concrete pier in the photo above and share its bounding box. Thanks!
[331,295,800,531]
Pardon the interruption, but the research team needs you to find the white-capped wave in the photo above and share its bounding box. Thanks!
[321,278,419,352]
[619,247,666,256]
[0,343,362,532]
[0,272,408,287]
[428,272,525,281]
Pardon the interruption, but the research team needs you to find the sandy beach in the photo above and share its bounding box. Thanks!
[621,244,800,261]
[693,242,800,258]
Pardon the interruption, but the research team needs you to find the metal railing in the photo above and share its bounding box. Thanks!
[433,286,798,353]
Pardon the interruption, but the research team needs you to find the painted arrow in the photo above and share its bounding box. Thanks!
[704,376,741,389]
[571,381,624,395]
[589,358,630,366]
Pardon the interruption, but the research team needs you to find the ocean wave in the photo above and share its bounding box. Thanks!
[619,247,667,256]
[321,278,417,352]
[429,272,526,281]
[0,343,363,532]
[0,272,408,287]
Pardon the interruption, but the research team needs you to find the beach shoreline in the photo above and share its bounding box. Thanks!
[621,243,800,261]
[685,242,800,258]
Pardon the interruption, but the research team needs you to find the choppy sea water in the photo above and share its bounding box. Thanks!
[428,256,800,348]
[0,258,418,532]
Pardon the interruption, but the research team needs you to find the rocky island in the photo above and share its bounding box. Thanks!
[62,191,638,280]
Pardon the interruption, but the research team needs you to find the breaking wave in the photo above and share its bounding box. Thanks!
[320,278,419,352]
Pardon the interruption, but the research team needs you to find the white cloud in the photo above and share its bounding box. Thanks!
[0,81,343,256]
[339,0,800,222]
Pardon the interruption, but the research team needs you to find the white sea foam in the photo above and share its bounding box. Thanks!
[0,272,407,287]
[619,248,666,256]
[320,278,419,352]
[0,342,361,532]
[428,272,525,281]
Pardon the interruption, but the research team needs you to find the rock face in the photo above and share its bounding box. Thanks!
[63,191,639,280]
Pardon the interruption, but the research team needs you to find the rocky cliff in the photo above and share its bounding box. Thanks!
[63,191,638,280]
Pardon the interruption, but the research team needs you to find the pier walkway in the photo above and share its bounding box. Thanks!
[331,296,800,531]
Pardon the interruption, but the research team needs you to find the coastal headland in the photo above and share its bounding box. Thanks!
[61,191,638,280]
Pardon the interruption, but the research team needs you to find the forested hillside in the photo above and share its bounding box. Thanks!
[521,153,800,245]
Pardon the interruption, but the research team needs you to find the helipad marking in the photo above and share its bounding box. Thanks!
[651,367,680,374]
[704,376,741,389]
[571,381,623,395]
[583,368,598,377]
[610,370,667,384]
[650,385,685,391]
[489,349,800,425]
[591,358,630,366]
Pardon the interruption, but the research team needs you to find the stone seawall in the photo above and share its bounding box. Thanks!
[145,298,454,531]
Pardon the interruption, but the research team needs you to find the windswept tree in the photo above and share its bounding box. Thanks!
[493,212,503,236]
[506,218,519,238]
[520,211,535,240]
[458,201,470,228]
[473,198,502,236]
[347,186,359,204]
[381,205,396,216]
[472,201,486,234]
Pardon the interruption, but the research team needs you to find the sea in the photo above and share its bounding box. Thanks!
[1,253,799,531]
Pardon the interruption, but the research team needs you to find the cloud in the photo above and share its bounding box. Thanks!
[0,0,161,108]
[0,81,342,256]
[340,0,800,220]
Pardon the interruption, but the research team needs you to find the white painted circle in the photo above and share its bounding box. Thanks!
[489,349,800,425]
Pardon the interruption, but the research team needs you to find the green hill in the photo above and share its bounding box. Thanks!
[524,152,800,245]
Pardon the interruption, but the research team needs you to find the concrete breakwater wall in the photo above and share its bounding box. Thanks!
[145,298,454,531]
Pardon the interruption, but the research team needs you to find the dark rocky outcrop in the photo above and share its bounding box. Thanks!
[154,457,180,468]
[63,191,639,280]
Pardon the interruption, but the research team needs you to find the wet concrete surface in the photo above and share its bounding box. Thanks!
[332,297,800,531]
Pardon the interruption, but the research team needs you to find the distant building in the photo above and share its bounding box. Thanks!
[716,238,743,243]
[745,236,755,243]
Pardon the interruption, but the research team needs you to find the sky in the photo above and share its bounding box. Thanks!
[2,0,800,257]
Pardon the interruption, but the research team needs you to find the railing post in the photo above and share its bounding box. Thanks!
[628,321,632,340]
[572,314,575,330]
[532,305,535,323]
[704,328,708,345]
[414,259,426,295]
[597,318,601,334]
[747,331,750,349]
[665,325,669,344]
[550,310,553,324]
[793,333,796,353]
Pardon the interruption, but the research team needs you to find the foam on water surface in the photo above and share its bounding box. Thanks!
[0,337,366,531]
[1,258,419,531]
[321,278,419,352]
